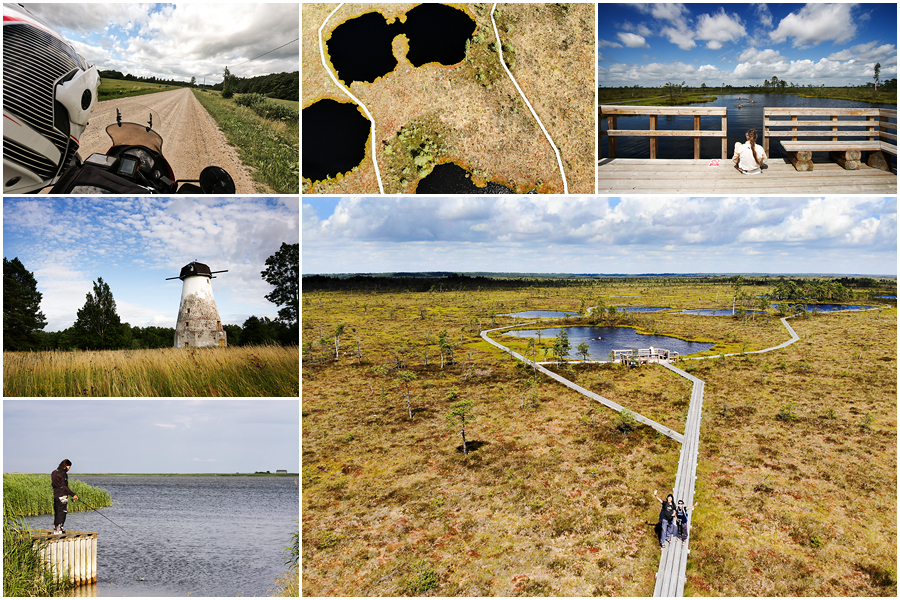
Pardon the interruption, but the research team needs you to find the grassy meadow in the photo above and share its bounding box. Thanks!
[302,280,896,596]
[192,89,299,193]
[4,345,299,397]
[97,78,185,102]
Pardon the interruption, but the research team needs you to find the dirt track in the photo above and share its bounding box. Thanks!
[77,88,258,193]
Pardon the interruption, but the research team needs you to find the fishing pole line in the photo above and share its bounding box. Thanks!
[318,3,385,194]
[75,497,128,533]
[490,2,568,194]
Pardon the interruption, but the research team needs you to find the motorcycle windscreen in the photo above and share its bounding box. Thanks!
[105,123,164,154]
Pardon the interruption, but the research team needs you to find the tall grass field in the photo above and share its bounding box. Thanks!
[192,89,299,193]
[4,345,299,397]
[3,474,112,517]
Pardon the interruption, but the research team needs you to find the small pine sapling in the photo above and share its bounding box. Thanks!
[396,370,417,419]
[447,389,474,455]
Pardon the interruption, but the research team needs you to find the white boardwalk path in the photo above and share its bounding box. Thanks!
[490,3,568,193]
[318,3,385,194]
[481,313,817,597]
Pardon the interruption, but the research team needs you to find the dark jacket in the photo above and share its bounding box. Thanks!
[51,461,75,498]
[659,500,676,521]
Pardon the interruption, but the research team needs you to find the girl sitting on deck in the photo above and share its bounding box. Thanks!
[732,128,767,174]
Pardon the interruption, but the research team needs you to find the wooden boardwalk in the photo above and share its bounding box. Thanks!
[653,363,704,597]
[597,158,897,194]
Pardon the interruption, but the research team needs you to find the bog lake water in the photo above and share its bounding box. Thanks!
[503,326,714,361]
[600,93,897,160]
[25,476,298,597]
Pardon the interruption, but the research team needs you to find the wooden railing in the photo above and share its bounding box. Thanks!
[763,107,898,156]
[600,106,728,159]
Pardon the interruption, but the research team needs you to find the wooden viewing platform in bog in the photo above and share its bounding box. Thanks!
[598,105,897,194]
[31,530,97,586]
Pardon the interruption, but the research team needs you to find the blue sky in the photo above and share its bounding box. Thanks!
[303,197,897,276]
[23,3,299,84]
[3,400,299,473]
[4,197,299,332]
[598,3,897,87]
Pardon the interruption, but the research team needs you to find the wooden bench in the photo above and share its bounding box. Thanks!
[764,108,897,172]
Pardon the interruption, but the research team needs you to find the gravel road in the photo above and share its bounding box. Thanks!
[77,87,258,193]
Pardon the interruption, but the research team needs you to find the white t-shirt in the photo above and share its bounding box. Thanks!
[733,142,767,174]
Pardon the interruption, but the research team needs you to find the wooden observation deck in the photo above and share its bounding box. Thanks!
[599,105,897,194]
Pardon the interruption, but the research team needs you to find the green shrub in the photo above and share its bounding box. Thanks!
[616,409,638,434]
[406,560,438,593]
[776,401,799,422]
[235,93,268,107]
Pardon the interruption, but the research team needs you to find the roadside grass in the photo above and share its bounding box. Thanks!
[303,283,895,595]
[4,345,299,397]
[270,97,300,110]
[98,78,184,102]
[4,474,112,517]
[191,89,298,193]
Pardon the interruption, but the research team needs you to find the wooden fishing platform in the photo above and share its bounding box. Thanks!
[597,157,897,194]
[31,530,97,586]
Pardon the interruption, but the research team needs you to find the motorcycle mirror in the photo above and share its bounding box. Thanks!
[147,113,153,132]
[199,166,235,194]
[116,108,122,127]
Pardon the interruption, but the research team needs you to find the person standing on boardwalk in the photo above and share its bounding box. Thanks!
[675,499,699,545]
[732,128,767,174]
[653,490,677,548]
[51,459,78,535]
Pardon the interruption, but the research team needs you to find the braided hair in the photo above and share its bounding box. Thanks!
[747,128,760,166]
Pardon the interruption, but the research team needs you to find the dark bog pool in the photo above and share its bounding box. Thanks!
[417,163,516,194]
[503,326,714,361]
[615,306,671,313]
[26,476,298,597]
[772,303,874,312]
[326,4,476,85]
[303,99,370,181]
[500,310,580,318]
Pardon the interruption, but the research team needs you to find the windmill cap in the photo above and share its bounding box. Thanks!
[179,261,212,279]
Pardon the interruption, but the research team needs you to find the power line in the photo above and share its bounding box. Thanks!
[230,38,299,69]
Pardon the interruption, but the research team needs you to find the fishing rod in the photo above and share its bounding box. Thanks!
[75,498,128,533]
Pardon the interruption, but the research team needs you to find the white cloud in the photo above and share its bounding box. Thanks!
[617,32,650,49]
[770,4,858,48]
[695,10,747,50]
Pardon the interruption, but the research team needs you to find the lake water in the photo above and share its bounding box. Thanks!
[417,163,516,193]
[615,306,671,313]
[678,308,762,316]
[600,94,897,161]
[503,325,713,361]
[25,476,298,597]
[501,310,580,318]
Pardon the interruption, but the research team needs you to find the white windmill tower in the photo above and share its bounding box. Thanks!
[166,260,228,347]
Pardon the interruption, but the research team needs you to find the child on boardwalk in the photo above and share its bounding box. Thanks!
[675,499,699,545]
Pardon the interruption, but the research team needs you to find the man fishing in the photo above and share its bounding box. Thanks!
[51,459,78,535]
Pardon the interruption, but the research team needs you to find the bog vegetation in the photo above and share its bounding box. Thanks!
[302,275,896,596]
[4,345,299,397]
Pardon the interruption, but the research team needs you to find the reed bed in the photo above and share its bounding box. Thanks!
[3,474,112,517]
[4,345,299,397]
[3,512,72,596]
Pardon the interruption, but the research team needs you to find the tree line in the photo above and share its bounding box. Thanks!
[98,69,299,101]
[3,242,298,352]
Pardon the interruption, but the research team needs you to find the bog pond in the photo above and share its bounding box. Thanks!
[503,326,714,361]
[25,476,298,597]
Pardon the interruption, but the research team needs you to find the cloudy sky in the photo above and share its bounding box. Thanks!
[3,400,299,473]
[22,3,299,84]
[303,197,897,276]
[3,197,299,332]
[598,3,897,87]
